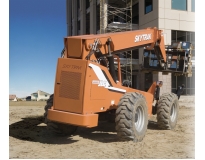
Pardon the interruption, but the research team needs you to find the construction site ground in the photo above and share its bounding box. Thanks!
[9,98,195,159]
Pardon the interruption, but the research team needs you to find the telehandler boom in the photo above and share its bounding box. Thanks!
[44,27,193,142]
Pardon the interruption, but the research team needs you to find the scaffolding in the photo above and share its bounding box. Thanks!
[100,0,135,86]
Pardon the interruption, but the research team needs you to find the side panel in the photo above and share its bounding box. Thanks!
[48,109,98,128]
[53,59,153,116]
[82,62,153,115]
[82,62,127,114]
[53,58,87,114]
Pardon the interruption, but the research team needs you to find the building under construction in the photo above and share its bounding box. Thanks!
[66,0,195,95]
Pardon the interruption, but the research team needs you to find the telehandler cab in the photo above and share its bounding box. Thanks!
[44,27,193,142]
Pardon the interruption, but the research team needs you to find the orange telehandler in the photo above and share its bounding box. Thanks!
[44,27,193,142]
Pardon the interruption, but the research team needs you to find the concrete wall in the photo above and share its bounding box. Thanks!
[158,72,172,96]
[138,0,195,47]
[138,0,195,46]
[138,0,159,29]
[158,0,195,45]
[159,0,195,31]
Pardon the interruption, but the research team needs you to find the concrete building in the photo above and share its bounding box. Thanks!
[31,90,51,101]
[66,0,195,95]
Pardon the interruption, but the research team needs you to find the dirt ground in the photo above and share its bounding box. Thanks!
[9,101,195,159]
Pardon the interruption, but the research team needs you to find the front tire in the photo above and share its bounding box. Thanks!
[115,92,148,142]
[44,94,77,135]
[157,93,179,129]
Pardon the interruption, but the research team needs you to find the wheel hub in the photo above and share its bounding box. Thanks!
[170,103,176,122]
[134,106,144,132]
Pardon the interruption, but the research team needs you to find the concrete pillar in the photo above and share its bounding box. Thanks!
[96,0,100,34]
[80,0,86,34]
[153,72,158,82]
[158,72,172,95]
[187,0,191,12]
[90,0,97,34]
[71,0,77,35]
[100,0,108,33]
[66,0,72,36]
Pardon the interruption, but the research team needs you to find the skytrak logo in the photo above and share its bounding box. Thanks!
[134,34,152,42]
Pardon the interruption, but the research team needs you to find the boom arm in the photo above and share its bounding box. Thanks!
[64,27,166,64]
[63,27,192,77]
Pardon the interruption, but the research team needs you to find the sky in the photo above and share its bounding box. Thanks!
[9,0,66,98]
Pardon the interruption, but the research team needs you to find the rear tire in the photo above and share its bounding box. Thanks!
[44,94,77,135]
[115,92,148,142]
[157,93,179,129]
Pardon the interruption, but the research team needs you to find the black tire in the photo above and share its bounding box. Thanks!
[157,93,179,129]
[44,94,77,135]
[115,92,148,142]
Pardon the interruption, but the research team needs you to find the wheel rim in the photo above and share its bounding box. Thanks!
[134,105,144,132]
[170,103,176,122]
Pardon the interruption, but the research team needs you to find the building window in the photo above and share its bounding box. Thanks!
[77,0,80,9]
[172,0,187,11]
[145,0,153,14]
[145,72,153,91]
[132,3,139,24]
[190,32,195,46]
[172,71,195,95]
[86,0,90,9]
[171,30,195,45]
[177,31,186,41]
[77,0,80,18]
[191,0,195,12]
[71,9,73,36]
[45,95,47,97]
[86,13,90,34]
[77,20,80,35]
[171,30,176,42]
[96,3,100,32]
[132,49,139,59]
[33,93,38,98]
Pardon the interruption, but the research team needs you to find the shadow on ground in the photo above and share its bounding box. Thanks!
[9,115,159,144]
[76,121,118,143]
[148,120,159,130]
[9,116,119,144]
[9,116,78,144]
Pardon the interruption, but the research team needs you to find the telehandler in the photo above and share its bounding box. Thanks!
[44,27,193,142]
